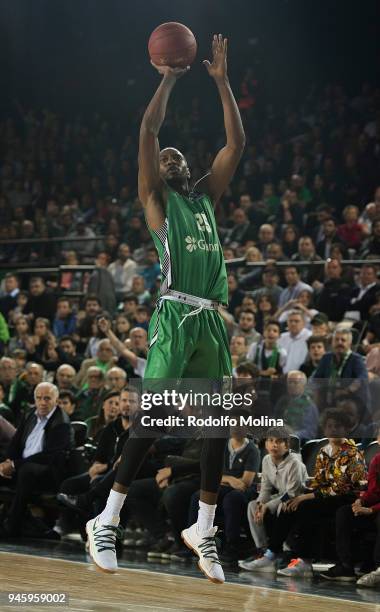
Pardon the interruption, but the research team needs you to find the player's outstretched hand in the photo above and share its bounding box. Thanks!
[203,34,228,82]
[150,61,190,80]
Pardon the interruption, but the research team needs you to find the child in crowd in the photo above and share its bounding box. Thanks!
[239,427,307,572]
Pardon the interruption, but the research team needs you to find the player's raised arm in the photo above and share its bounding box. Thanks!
[202,34,246,204]
[138,64,189,230]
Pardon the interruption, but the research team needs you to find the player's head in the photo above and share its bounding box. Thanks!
[159,148,190,185]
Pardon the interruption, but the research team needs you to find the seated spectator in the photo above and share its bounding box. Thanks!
[251,266,283,308]
[278,310,312,374]
[335,397,370,439]
[337,205,363,251]
[274,371,319,440]
[266,242,285,263]
[277,409,366,577]
[87,251,116,314]
[276,190,304,231]
[131,275,151,306]
[114,313,131,341]
[254,293,277,335]
[189,428,260,562]
[105,367,127,392]
[9,362,44,425]
[316,217,346,259]
[60,251,82,292]
[291,237,323,284]
[0,414,15,460]
[278,266,313,309]
[224,208,256,248]
[58,390,82,422]
[344,263,379,321]
[97,317,146,379]
[313,327,369,409]
[237,246,263,289]
[0,357,17,403]
[107,243,138,301]
[247,320,286,379]
[76,366,105,421]
[140,248,161,291]
[134,306,150,331]
[75,295,102,351]
[221,308,261,346]
[56,364,78,393]
[53,297,77,338]
[75,339,116,389]
[281,224,299,259]
[0,273,20,319]
[0,382,13,423]
[361,217,380,257]
[310,313,331,340]
[47,335,83,372]
[256,224,276,258]
[0,382,72,537]
[119,294,139,324]
[23,277,57,324]
[314,259,351,322]
[275,288,318,328]
[86,390,120,442]
[230,335,249,369]
[321,434,380,585]
[25,317,55,364]
[8,315,33,354]
[239,427,307,572]
[300,335,327,377]
[227,274,245,315]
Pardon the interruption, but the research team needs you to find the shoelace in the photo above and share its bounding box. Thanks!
[93,524,124,553]
[177,304,204,329]
[198,536,221,565]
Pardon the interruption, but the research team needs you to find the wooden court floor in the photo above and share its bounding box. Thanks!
[0,552,379,612]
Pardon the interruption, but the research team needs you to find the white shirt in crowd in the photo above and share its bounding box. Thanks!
[278,328,312,374]
[22,407,57,459]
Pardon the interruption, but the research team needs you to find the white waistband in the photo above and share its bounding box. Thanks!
[159,289,221,310]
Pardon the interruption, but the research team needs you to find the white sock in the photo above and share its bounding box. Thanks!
[264,549,276,560]
[98,489,126,526]
[196,500,216,534]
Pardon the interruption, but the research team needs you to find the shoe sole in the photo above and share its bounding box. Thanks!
[85,521,117,575]
[320,574,356,582]
[240,565,276,572]
[181,531,224,585]
[277,571,313,578]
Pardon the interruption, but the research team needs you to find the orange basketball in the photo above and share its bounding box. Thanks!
[148,22,197,69]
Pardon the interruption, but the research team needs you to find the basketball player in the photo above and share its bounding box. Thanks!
[86,34,245,584]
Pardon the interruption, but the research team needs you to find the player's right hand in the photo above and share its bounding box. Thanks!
[150,61,190,79]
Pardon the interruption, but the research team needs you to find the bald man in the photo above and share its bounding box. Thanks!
[0,382,72,537]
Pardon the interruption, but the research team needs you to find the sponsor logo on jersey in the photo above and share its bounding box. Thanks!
[185,235,219,252]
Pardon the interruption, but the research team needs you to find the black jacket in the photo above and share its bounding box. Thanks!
[316,279,351,322]
[345,284,380,321]
[6,406,73,479]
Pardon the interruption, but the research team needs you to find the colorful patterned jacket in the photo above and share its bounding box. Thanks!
[310,439,367,497]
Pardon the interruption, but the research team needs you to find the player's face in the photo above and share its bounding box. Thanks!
[160,148,189,182]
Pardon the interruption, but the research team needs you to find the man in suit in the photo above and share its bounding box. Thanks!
[344,263,379,321]
[0,382,73,536]
[313,327,369,412]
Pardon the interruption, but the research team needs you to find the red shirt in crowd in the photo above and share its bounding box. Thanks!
[337,222,363,249]
[360,452,380,513]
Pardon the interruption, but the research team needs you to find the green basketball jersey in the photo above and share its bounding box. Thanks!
[149,186,228,304]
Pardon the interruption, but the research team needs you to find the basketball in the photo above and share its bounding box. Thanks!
[148,22,197,68]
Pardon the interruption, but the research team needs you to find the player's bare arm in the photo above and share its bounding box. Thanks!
[202,34,245,204]
[138,64,189,231]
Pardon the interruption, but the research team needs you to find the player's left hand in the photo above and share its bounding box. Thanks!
[203,34,228,82]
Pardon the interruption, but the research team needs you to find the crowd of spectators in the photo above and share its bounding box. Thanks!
[0,80,380,587]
